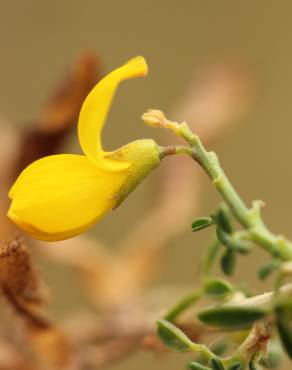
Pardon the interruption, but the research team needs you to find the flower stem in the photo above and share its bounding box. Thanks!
[142,109,292,260]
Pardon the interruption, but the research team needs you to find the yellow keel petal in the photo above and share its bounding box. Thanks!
[8,154,127,241]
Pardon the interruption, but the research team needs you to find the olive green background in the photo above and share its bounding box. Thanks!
[0,1,292,369]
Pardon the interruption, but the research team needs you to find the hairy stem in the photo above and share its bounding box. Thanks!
[176,122,292,261]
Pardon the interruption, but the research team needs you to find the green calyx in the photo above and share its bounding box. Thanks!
[112,139,161,207]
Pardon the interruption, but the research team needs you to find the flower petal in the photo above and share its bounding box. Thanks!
[8,154,128,241]
[78,56,148,170]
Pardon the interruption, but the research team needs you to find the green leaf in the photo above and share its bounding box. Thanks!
[221,248,236,276]
[189,362,212,370]
[211,357,224,370]
[275,308,292,359]
[228,363,242,370]
[216,228,232,247]
[217,228,251,254]
[157,319,194,352]
[204,279,233,298]
[249,359,259,370]
[198,306,267,329]
[192,217,214,232]
[257,259,281,280]
[211,339,228,357]
[215,206,233,233]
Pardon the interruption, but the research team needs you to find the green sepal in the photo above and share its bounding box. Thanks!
[198,306,267,329]
[204,278,233,298]
[113,139,160,207]
[157,319,194,352]
[221,248,236,276]
[192,217,214,232]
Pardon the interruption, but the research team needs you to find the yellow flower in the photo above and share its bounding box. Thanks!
[8,57,160,241]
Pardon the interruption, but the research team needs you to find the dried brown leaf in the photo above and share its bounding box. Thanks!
[0,238,48,307]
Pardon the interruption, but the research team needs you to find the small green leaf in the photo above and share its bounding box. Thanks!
[216,228,232,247]
[217,228,250,254]
[249,359,259,370]
[204,279,233,298]
[198,306,267,329]
[211,339,228,357]
[228,363,242,370]
[215,206,233,233]
[275,308,292,359]
[157,319,194,352]
[257,259,281,280]
[211,357,224,370]
[233,240,252,254]
[189,362,212,370]
[221,248,236,276]
[192,217,214,232]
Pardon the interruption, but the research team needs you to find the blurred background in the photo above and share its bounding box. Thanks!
[0,1,291,369]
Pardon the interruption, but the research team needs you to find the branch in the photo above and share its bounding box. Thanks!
[142,110,292,261]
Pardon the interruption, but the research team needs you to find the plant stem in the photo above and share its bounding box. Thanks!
[164,288,203,322]
[226,282,292,310]
[177,123,292,261]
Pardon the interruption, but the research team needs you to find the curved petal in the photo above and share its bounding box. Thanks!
[78,56,148,170]
[8,154,128,241]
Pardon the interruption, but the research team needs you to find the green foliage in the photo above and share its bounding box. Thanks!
[214,206,233,233]
[257,260,281,280]
[249,359,259,370]
[189,362,212,370]
[220,248,236,276]
[275,307,292,359]
[204,278,233,298]
[210,339,228,357]
[153,117,292,370]
[210,357,225,370]
[227,363,242,370]
[217,227,251,255]
[198,306,267,329]
[192,217,214,232]
[157,320,194,352]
